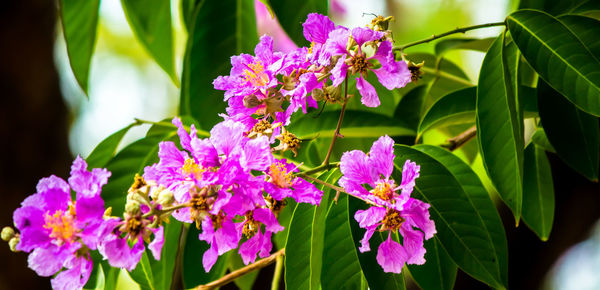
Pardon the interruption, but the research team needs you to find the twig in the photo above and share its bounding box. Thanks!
[441,125,477,151]
[297,162,340,176]
[134,118,210,137]
[298,174,380,207]
[196,249,285,289]
[322,78,349,166]
[271,254,284,290]
[421,67,473,86]
[395,21,506,51]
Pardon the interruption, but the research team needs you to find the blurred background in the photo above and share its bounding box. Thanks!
[1,0,599,289]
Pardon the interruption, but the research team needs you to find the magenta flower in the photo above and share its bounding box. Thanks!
[237,208,284,265]
[264,158,323,205]
[338,136,436,273]
[324,27,411,107]
[302,13,338,66]
[12,156,110,290]
[198,213,240,271]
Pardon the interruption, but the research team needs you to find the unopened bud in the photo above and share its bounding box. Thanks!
[8,237,19,252]
[157,190,174,206]
[150,185,166,201]
[243,95,262,108]
[125,200,141,215]
[1,227,15,241]
[103,207,113,217]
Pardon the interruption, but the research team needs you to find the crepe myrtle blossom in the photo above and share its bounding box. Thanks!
[325,26,411,107]
[339,136,436,273]
[11,157,110,290]
[237,207,284,265]
[264,158,323,205]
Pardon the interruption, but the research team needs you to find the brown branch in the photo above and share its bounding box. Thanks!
[441,125,477,151]
[322,78,349,166]
[196,249,285,290]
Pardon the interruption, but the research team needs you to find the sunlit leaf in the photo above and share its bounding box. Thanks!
[86,123,135,168]
[522,144,555,240]
[434,37,495,55]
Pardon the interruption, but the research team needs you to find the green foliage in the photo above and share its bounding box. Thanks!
[59,0,100,94]
[522,144,555,240]
[121,0,178,84]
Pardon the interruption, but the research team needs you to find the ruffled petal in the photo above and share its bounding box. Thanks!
[356,76,380,107]
[354,207,386,229]
[400,160,420,197]
[376,233,407,273]
[351,27,383,48]
[149,226,165,260]
[253,208,284,233]
[368,135,395,179]
[202,243,219,272]
[302,13,336,44]
[290,178,323,205]
[239,230,263,265]
[28,245,71,277]
[330,55,348,87]
[400,223,426,265]
[210,120,246,157]
[51,256,93,290]
[340,150,376,186]
[402,198,436,239]
[69,156,111,199]
[36,175,71,212]
[241,136,272,171]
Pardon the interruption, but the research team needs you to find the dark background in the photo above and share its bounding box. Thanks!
[1,1,598,289]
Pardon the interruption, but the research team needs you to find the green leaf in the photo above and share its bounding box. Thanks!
[531,127,556,153]
[557,14,600,60]
[412,144,508,287]
[418,85,538,137]
[181,0,257,127]
[269,0,327,46]
[348,198,406,290]
[407,238,456,290]
[404,53,472,101]
[522,144,555,240]
[476,34,524,222]
[59,0,100,94]
[393,145,506,289]
[537,79,599,181]
[434,37,495,55]
[121,0,178,84]
[128,251,155,290]
[229,253,259,290]
[321,194,364,290]
[86,124,135,168]
[394,84,429,132]
[519,0,588,15]
[288,110,415,140]
[507,9,600,116]
[284,170,339,290]
[183,225,230,288]
[84,263,105,290]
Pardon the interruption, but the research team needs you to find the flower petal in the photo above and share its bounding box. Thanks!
[400,160,420,197]
[356,76,380,107]
[376,233,407,273]
[340,150,376,186]
[368,135,395,179]
[149,226,165,260]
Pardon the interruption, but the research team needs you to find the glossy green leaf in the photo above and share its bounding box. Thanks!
[477,35,524,222]
[86,124,135,168]
[418,85,538,137]
[181,0,257,127]
[229,253,259,290]
[570,0,600,16]
[531,127,556,153]
[269,0,327,45]
[404,53,472,101]
[394,84,429,132]
[183,225,230,288]
[393,145,506,289]
[288,110,415,140]
[285,170,339,290]
[121,0,177,84]
[507,10,600,116]
[84,263,105,290]
[412,144,508,287]
[59,0,100,94]
[557,14,600,59]
[519,0,587,15]
[407,238,456,290]
[537,79,599,181]
[434,37,495,55]
[321,194,363,290]
[128,251,155,289]
[522,144,555,240]
[348,198,406,290]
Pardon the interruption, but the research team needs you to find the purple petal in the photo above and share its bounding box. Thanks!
[210,120,246,157]
[13,206,49,252]
[75,196,105,224]
[351,27,384,48]
[239,230,263,265]
[36,175,71,212]
[190,137,219,167]
[253,208,284,233]
[356,76,380,107]
[69,156,111,199]
[98,235,144,271]
[372,61,411,90]
[302,13,336,44]
[28,245,71,277]
[400,223,426,265]
[172,117,196,152]
[354,207,386,229]
[324,27,350,56]
[368,135,395,179]
[290,178,323,205]
[202,243,219,272]
[214,218,241,255]
[259,231,273,258]
[51,256,93,290]
[359,227,376,252]
[149,226,165,260]
[241,136,272,171]
[255,35,274,65]
[340,150,376,186]
[376,233,407,273]
[330,55,348,87]
[400,160,420,197]
[403,198,436,239]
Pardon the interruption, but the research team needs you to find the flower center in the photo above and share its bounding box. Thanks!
[44,206,77,244]
[242,212,260,238]
[371,181,395,201]
[269,163,294,188]
[190,192,211,228]
[182,158,204,180]
[125,214,144,239]
[381,209,404,231]
[243,62,269,87]
[351,54,369,74]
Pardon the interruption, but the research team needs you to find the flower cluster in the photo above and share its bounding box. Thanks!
[214,13,411,133]
[339,136,436,273]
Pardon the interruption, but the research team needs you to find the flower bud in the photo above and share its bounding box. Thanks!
[243,95,262,108]
[157,190,174,206]
[1,227,15,241]
[104,207,113,218]
[8,237,19,252]
[125,200,141,215]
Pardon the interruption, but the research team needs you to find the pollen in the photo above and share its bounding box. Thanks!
[44,209,77,244]
[381,209,404,231]
[269,163,294,189]
[182,158,205,180]
[242,212,260,238]
[351,54,369,74]
[371,181,395,201]
[243,62,269,87]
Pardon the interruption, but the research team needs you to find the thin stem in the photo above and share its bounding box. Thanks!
[395,21,506,51]
[297,162,340,176]
[322,78,349,166]
[421,67,474,86]
[441,125,477,151]
[134,118,210,137]
[298,173,379,207]
[142,202,191,219]
[196,249,285,289]
[271,254,284,290]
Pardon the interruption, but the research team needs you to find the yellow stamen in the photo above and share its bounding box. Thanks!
[269,163,294,188]
[43,208,77,243]
[371,181,394,201]
[243,62,269,87]
[182,158,205,180]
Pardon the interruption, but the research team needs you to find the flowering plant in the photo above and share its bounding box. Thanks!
[6,1,600,289]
